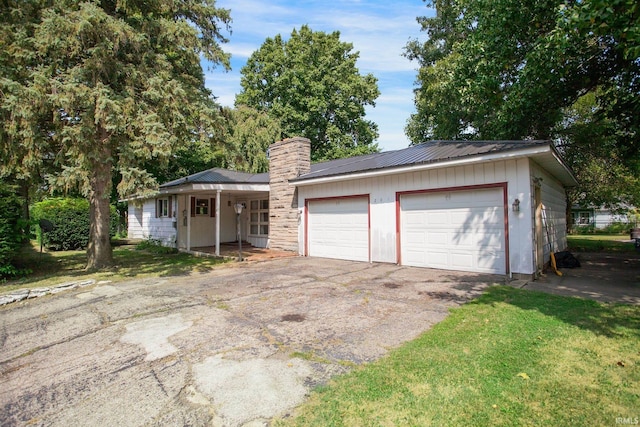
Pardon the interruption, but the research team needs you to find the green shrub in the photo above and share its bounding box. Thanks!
[570,223,595,234]
[30,198,119,251]
[571,222,633,235]
[0,183,27,278]
[136,237,178,254]
[600,221,631,235]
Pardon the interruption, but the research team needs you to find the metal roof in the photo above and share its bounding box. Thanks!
[160,168,269,188]
[295,140,552,182]
[157,140,576,189]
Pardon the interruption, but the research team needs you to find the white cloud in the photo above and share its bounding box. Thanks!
[226,42,261,59]
[209,0,432,150]
[205,72,240,107]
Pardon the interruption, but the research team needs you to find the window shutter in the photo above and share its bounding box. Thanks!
[168,197,173,218]
[155,199,159,218]
[190,197,196,217]
[210,198,215,217]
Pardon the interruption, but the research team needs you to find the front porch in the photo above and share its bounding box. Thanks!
[153,169,271,256]
[187,242,297,262]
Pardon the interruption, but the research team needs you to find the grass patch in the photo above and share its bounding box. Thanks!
[1,240,229,293]
[276,286,640,426]
[567,234,636,253]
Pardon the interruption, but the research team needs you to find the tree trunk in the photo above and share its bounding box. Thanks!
[86,136,114,270]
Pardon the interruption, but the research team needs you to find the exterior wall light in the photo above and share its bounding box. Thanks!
[512,198,520,212]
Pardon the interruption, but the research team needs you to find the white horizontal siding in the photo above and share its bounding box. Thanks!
[127,204,144,239]
[141,199,177,247]
[594,210,627,229]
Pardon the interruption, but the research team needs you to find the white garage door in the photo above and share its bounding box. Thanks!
[307,197,369,262]
[400,188,506,274]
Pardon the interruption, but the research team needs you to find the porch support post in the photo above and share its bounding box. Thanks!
[215,190,221,256]
[187,193,191,251]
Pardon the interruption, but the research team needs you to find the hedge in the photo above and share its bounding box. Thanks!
[31,198,118,251]
[0,184,25,278]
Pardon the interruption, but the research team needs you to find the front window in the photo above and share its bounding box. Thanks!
[157,198,169,217]
[195,198,209,216]
[573,211,591,225]
[249,199,269,236]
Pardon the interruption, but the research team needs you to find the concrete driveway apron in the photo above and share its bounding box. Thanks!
[0,257,502,427]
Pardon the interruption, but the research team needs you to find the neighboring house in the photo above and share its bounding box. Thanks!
[572,206,631,229]
[127,137,577,279]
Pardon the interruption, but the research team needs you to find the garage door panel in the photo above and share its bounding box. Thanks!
[453,232,474,248]
[400,188,506,274]
[428,213,449,225]
[405,231,426,245]
[426,231,448,245]
[307,198,369,262]
[424,251,449,268]
[451,252,474,270]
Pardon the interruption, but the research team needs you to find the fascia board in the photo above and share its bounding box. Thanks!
[550,148,579,186]
[162,183,270,193]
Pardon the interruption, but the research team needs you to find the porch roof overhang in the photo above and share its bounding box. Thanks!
[157,182,270,195]
[120,183,269,202]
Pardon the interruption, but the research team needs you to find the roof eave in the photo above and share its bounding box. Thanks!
[529,147,578,187]
[158,182,270,193]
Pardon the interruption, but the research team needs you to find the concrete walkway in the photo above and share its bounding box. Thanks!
[521,252,640,304]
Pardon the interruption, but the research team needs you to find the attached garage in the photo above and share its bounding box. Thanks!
[306,197,369,262]
[290,139,577,279]
[398,185,507,274]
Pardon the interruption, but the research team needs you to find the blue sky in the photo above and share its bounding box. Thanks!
[204,0,434,152]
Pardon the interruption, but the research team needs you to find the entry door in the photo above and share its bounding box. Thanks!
[400,188,506,274]
[307,197,369,262]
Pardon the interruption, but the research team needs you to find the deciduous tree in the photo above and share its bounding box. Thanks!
[405,0,639,209]
[237,25,380,161]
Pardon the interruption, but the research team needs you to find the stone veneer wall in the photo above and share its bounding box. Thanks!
[268,137,311,251]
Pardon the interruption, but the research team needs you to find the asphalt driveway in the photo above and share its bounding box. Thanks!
[0,257,501,427]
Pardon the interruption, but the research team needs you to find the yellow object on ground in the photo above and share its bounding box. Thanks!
[550,252,563,276]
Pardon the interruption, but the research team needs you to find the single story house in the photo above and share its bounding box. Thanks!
[127,137,577,279]
[571,206,632,229]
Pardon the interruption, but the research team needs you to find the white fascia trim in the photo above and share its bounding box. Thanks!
[119,192,159,202]
[160,183,270,194]
[550,149,579,186]
[293,145,552,187]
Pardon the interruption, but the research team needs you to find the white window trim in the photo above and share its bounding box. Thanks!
[249,199,269,236]
[157,198,170,218]
[195,198,209,216]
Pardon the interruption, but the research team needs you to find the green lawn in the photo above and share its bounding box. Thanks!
[567,234,636,253]
[277,286,640,426]
[1,241,228,293]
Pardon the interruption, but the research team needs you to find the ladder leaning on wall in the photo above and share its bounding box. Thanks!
[541,206,562,276]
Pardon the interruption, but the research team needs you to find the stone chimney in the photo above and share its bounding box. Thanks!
[268,137,311,251]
